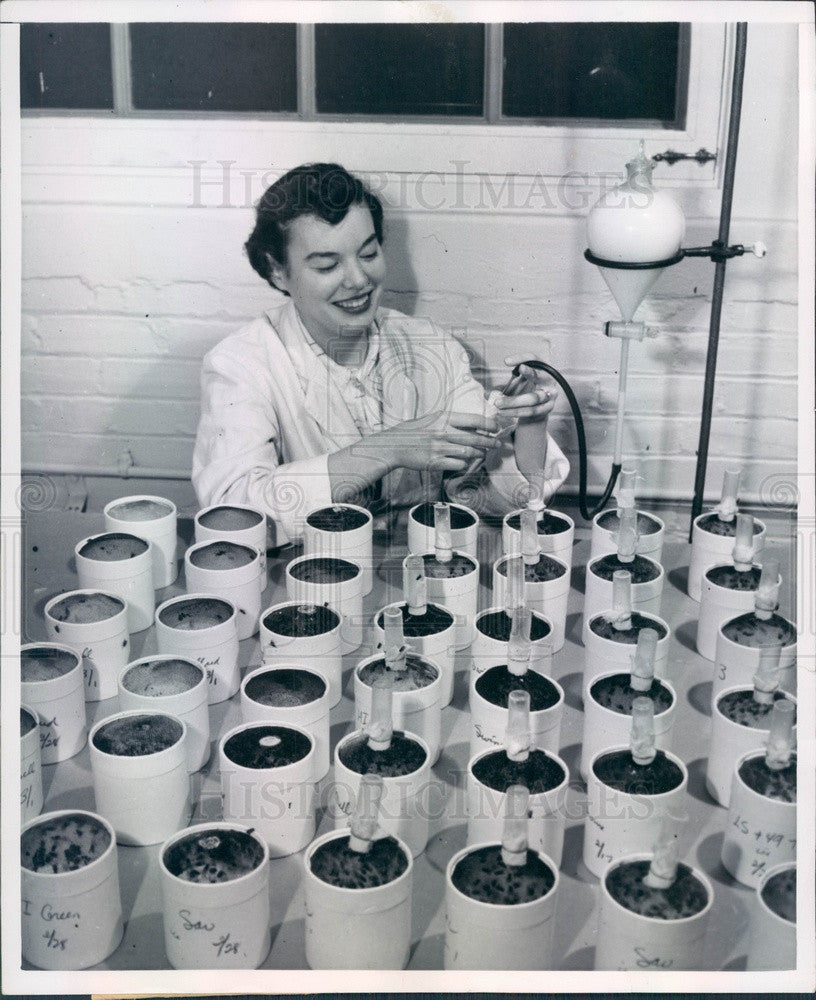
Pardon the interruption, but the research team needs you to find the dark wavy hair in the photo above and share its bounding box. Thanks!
[245,163,384,294]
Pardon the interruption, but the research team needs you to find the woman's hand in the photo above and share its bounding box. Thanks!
[494,355,558,423]
[378,410,501,474]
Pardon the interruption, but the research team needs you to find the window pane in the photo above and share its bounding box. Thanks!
[315,24,484,117]
[20,23,113,109]
[130,23,297,112]
[503,23,685,125]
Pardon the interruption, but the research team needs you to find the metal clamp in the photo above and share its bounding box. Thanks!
[652,148,717,166]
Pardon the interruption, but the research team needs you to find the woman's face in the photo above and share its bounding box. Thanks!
[271,203,386,349]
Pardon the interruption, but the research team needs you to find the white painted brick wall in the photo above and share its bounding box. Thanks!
[19,26,800,506]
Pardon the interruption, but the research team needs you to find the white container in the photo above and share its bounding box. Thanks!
[304,829,414,970]
[118,655,210,773]
[21,810,123,970]
[331,730,431,858]
[75,532,155,633]
[746,862,797,970]
[354,653,443,765]
[285,554,364,654]
[104,494,178,589]
[696,563,774,661]
[502,507,575,571]
[20,642,87,764]
[89,709,190,846]
[714,615,797,701]
[258,601,343,707]
[155,593,240,705]
[159,822,271,969]
[472,606,554,680]
[583,745,688,879]
[590,508,665,565]
[444,842,560,970]
[20,704,43,824]
[195,501,268,576]
[408,551,479,650]
[706,688,798,808]
[408,501,479,560]
[185,539,263,642]
[304,502,374,595]
[584,555,665,626]
[240,665,331,780]
[582,612,671,692]
[493,553,570,653]
[372,602,457,708]
[219,721,317,858]
[595,854,713,971]
[469,668,565,760]
[466,746,570,867]
[688,512,766,602]
[721,749,797,887]
[44,589,130,702]
[580,673,678,782]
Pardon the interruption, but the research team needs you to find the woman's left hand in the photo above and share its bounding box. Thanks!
[494,355,557,423]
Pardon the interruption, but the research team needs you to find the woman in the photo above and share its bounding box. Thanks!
[193,163,568,545]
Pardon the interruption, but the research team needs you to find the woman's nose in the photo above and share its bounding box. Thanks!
[341,257,367,289]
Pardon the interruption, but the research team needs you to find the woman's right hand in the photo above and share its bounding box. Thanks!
[379,410,501,473]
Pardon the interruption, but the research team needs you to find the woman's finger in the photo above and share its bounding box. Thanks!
[496,386,552,411]
[443,429,502,450]
[447,411,500,434]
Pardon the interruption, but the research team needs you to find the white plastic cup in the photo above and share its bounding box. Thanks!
[159,822,271,969]
[583,746,688,879]
[330,730,431,858]
[444,843,560,970]
[696,563,775,661]
[746,862,797,970]
[354,652,443,765]
[714,616,797,702]
[580,673,678,782]
[304,503,374,595]
[502,507,575,571]
[688,512,766,602]
[21,809,124,970]
[20,704,44,824]
[408,501,479,560]
[184,539,263,642]
[469,669,565,760]
[584,555,665,626]
[582,612,671,693]
[492,554,570,653]
[406,551,479,651]
[195,501,268,576]
[472,606,554,680]
[118,655,210,773]
[240,665,331,780]
[590,509,666,565]
[20,642,87,764]
[705,688,798,807]
[155,594,240,705]
[104,494,178,589]
[88,709,191,846]
[285,554,364,654]
[258,601,343,707]
[44,589,131,702]
[372,602,457,708]
[303,829,414,970]
[75,532,155,633]
[219,721,317,858]
[721,749,797,887]
[466,746,570,867]
[594,854,713,971]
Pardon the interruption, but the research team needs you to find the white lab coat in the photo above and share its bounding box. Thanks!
[192,300,569,545]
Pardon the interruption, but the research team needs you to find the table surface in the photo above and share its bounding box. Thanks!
[18,510,798,972]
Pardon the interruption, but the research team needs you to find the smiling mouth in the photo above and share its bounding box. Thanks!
[333,292,373,314]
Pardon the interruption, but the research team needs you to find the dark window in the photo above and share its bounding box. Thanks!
[315,23,485,117]
[502,23,685,125]
[20,23,113,109]
[129,23,297,112]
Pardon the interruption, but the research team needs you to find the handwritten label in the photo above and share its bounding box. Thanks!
[41,928,67,951]
[213,931,240,958]
[473,723,502,748]
[40,903,80,922]
[634,946,673,969]
[595,838,613,864]
[196,656,221,685]
[729,810,796,879]
[39,717,60,751]
[179,909,215,932]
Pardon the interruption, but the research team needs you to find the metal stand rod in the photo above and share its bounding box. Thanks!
[689,22,748,540]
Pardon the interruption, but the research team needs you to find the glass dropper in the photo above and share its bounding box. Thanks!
[348,773,385,854]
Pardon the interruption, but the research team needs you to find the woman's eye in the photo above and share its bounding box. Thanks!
[360,249,379,261]
[313,262,337,273]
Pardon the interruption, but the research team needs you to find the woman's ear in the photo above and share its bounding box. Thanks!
[266,253,289,294]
